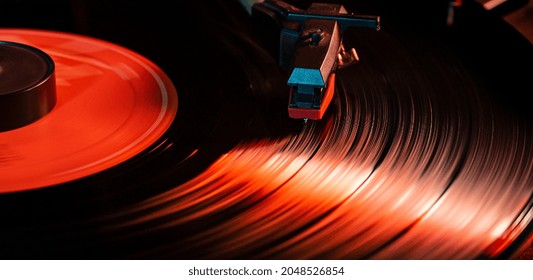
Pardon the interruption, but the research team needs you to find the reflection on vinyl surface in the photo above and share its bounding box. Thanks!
[0,0,531,259]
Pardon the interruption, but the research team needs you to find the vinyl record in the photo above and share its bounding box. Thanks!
[0,29,178,192]
[0,0,531,260]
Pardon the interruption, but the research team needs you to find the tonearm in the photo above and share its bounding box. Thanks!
[251,0,380,120]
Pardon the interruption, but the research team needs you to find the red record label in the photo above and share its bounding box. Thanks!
[0,29,178,193]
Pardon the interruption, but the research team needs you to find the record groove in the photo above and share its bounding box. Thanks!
[0,0,531,260]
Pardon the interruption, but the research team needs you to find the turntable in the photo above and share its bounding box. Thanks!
[0,0,532,260]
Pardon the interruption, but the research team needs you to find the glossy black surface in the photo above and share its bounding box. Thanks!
[0,0,531,259]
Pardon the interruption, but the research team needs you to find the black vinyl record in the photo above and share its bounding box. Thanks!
[0,0,532,259]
